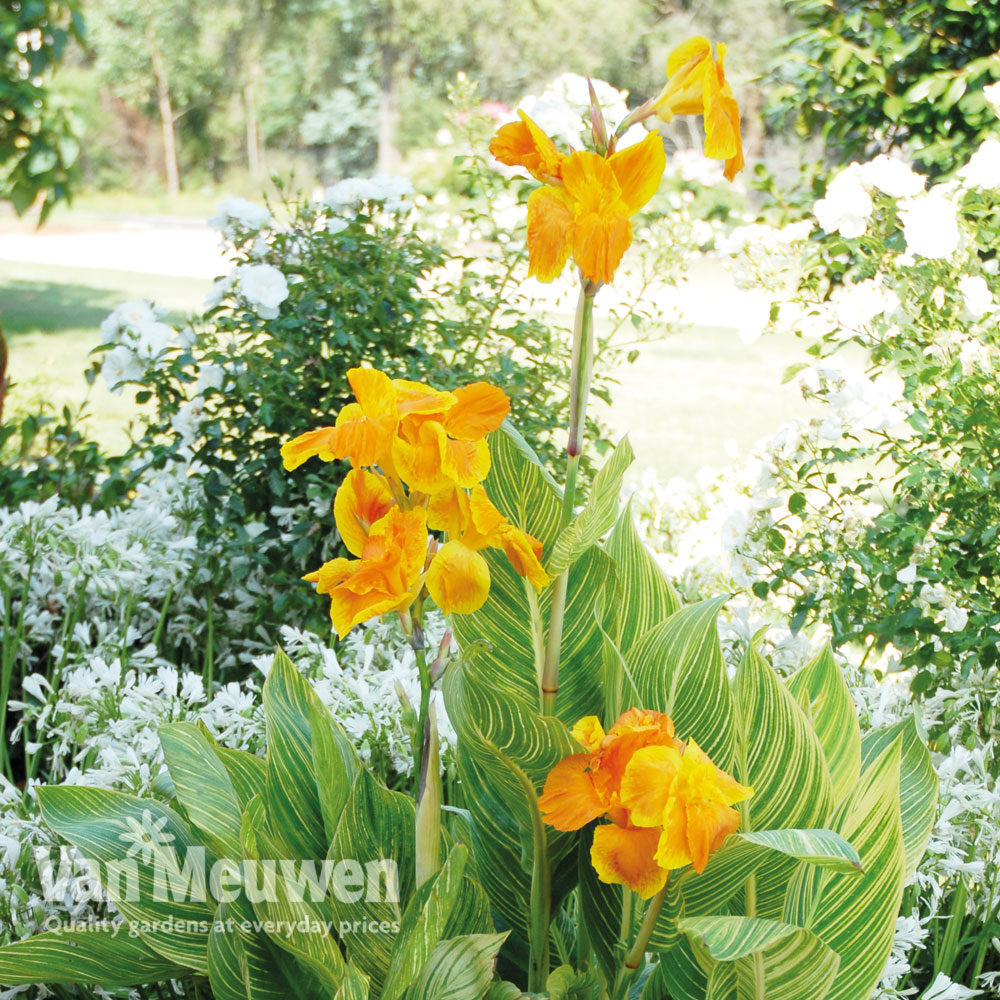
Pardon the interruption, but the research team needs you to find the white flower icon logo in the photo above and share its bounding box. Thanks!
[119,810,175,864]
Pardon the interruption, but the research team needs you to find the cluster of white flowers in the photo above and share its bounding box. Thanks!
[208,196,274,241]
[323,173,414,214]
[98,299,178,393]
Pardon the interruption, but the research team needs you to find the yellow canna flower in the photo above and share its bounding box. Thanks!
[653,37,744,182]
[425,485,548,615]
[489,110,565,181]
[539,709,752,896]
[305,506,428,638]
[620,738,753,874]
[333,468,395,557]
[524,129,666,286]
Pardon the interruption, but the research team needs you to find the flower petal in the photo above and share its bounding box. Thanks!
[334,469,395,557]
[443,382,511,441]
[572,716,606,753]
[620,744,684,828]
[684,798,741,873]
[500,526,549,589]
[489,112,564,179]
[609,130,666,215]
[281,427,338,470]
[538,754,606,831]
[425,539,491,615]
[526,186,574,282]
[591,823,668,899]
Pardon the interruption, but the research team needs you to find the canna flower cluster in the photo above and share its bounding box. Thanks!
[652,37,744,182]
[539,708,752,898]
[490,114,666,286]
[281,367,549,635]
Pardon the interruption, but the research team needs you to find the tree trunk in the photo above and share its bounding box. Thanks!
[149,38,181,196]
[376,48,401,173]
[741,85,766,166]
[0,323,7,427]
[244,60,264,179]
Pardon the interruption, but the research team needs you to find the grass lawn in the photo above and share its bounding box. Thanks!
[1,256,815,479]
[1,260,209,453]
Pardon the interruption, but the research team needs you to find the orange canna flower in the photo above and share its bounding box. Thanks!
[489,110,565,181]
[653,37,744,182]
[305,506,428,638]
[539,708,752,897]
[424,485,548,615]
[333,468,395,556]
[525,129,666,285]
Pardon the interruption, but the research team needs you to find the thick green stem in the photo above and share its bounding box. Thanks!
[408,613,431,787]
[614,883,667,997]
[415,698,442,887]
[541,285,596,716]
[745,875,765,999]
[527,789,552,991]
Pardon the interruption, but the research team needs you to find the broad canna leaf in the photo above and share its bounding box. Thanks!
[787,644,862,805]
[0,923,188,987]
[262,649,330,861]
[382,844,470,1000]
[605,499,682,656]
[160,721,244,859]
[402,932,508,1000]
[337,964,372,1000]
[309,696,361,844]
[547,436,634,575]
[861,715,937,881]
[457,428,616,725]
[326,767,418,993]
[213,742,269,809]
[783,735,905,1000]
[37,786,216,973]
[630,596,735,768]
[733,644,834,918]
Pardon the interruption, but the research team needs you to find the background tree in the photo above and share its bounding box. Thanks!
[0,0,82,218]
[766,0,1000,176]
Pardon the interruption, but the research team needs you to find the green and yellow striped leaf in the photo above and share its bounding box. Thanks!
[37,786,216,973]
[337,964,372,1000]
[733,644,834,919]
[787,645,862,804]
[160,722,243,859]
[457,427,617,724]
[630,597,735,768]
[679,914,810,961]
[547,436,634,575]
[309,696,361,844]
[605,500,682,657]
[262,650,330,862]
[240,804,346,991]
[207,895,307,1000]
[402,932,508,1000]
[861,716,937,881]
[783,736,905,1000]
[213,745,268,810]
[0,923,188,987]
[382,844,469,1000]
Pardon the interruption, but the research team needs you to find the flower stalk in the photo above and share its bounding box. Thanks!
[414,698,442,888]
[541,282,597,715]
[614,883,667,997]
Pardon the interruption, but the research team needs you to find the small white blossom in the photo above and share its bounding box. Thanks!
[959,275,994,318]
[815,165,873,238]
[959,139,1000,190]
[899,194,960,259]
[195,363,225,393]
[237,264,289,320]
[834,278,899,332]
[99,300,158,345]
[897,564,918,585]
[944,606,969,633]
[209,196,273,236]
[170,397,207,443]
[984,81,1000,118]
[100,345,144,393]
[858,154,925,199]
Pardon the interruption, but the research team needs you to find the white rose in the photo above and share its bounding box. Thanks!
[237,263,289,319]
[814,166,873,238]
[959,138,1000,189]
[899,194,960,259]
[958,275,994,318]
[943,606,969,633]
[196,363,225,393]
[896,564,918,585]
[171,396,207,443]
[132,320,174,361]
[100,345,144,394]
[858,154,925,198]
[984,81,1000,118]
[834,278,898,332]
[209,196,273,233]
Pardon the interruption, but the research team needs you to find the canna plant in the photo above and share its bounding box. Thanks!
[0,35,938,1000]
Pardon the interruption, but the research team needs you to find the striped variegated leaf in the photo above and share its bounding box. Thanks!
[327,768,418,993]
[547,436,634,575]
[454,427,616,724]
[861,716,937,880]
[160,722,243,859]
[783,735,905,1000]
[213,744,268,809]
[308,696,360,844]
[337,964,371,1000]
[678,916,840,1000]
[605,500,682,657]
[207,895,309,1000]
[733,645,834,918]
[382,844,469,1000]
[402,932,508,1000]
[240,804,346,991]
[787,644,862,804]
[630,596,735,768]
[0,923,188,987]
[262,650,330,861]
[37,786,216,973]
